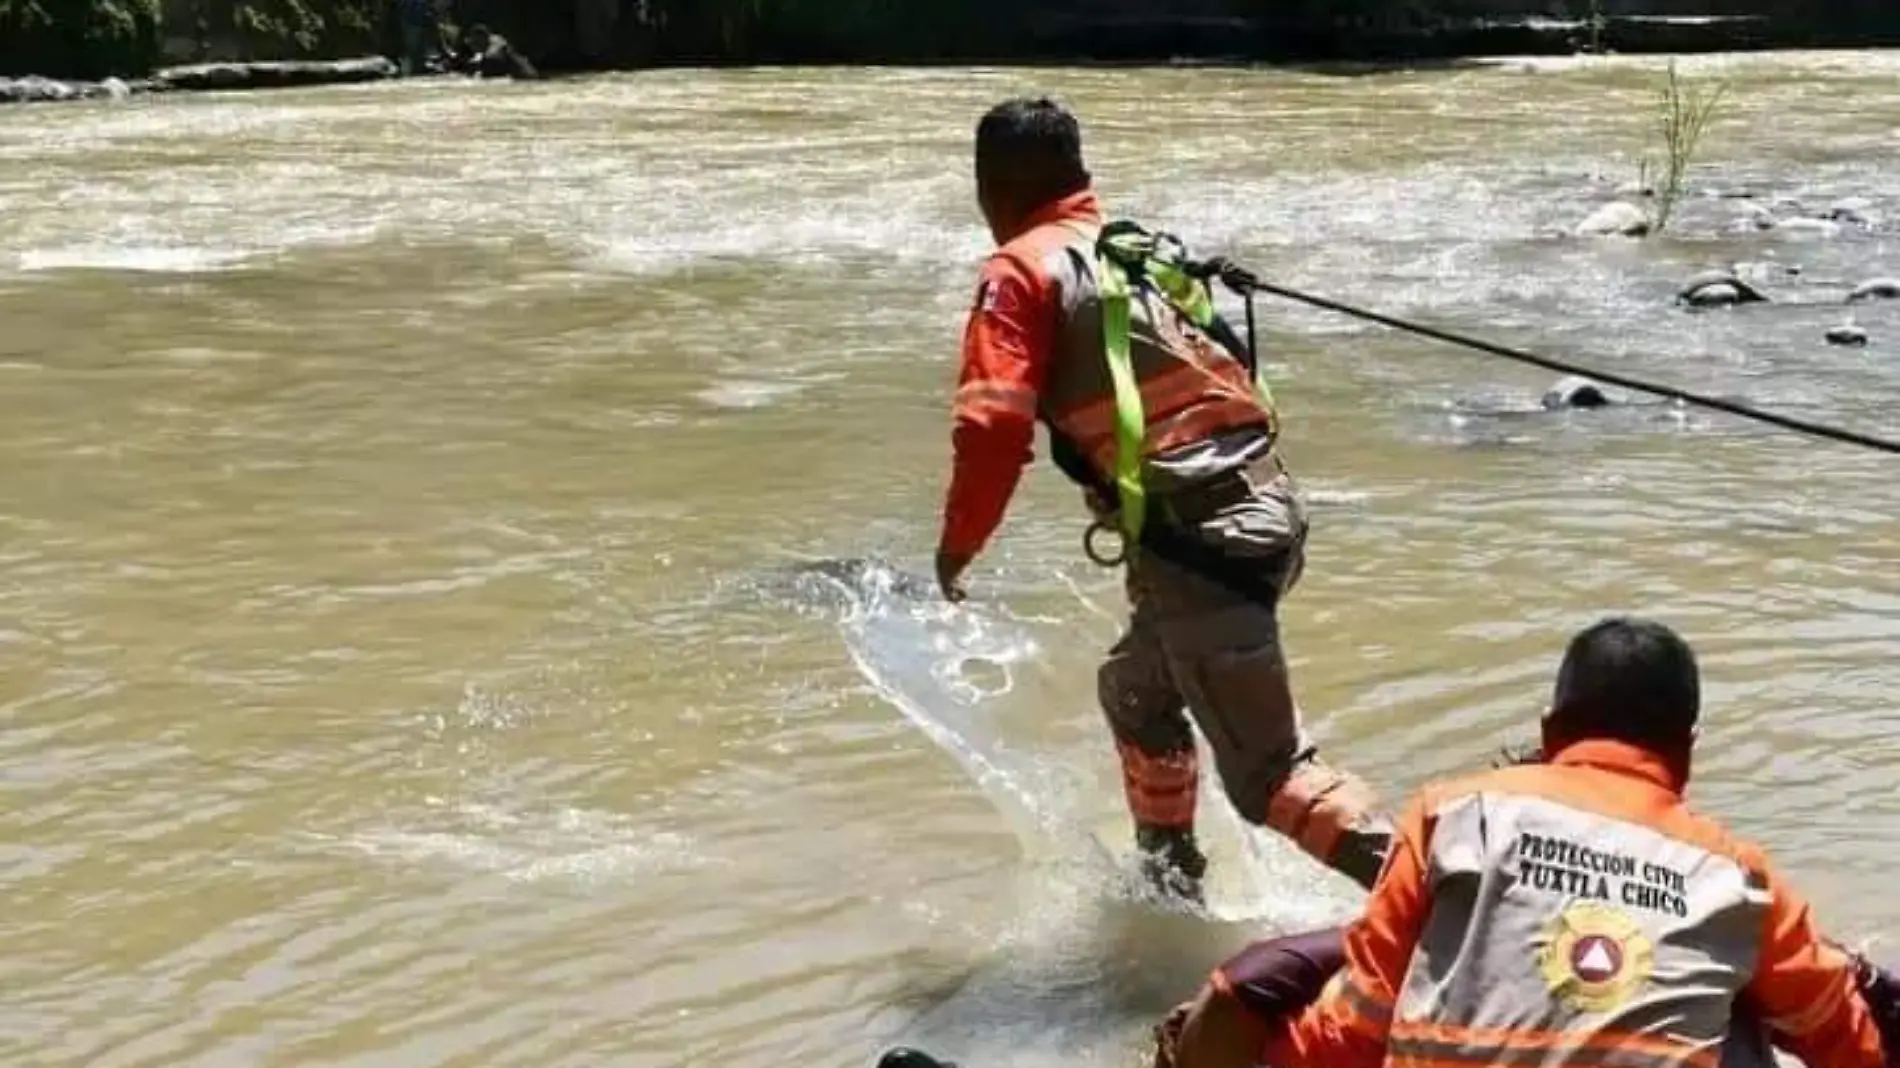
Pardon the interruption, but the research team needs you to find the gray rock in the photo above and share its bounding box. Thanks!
[1847,278,1900,303]
[156,56,399,92]
[0,75,81,103]
[1542,376,1613,410]
[1574,201,1651,238]
[1,73,156,105]
[1825,325,1869,347]
[1678,269,1768,308]
[1824,198,1881,228]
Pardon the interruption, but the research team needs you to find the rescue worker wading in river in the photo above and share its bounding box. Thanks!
[933,95,1392,901]
[1154,617,1899,1068]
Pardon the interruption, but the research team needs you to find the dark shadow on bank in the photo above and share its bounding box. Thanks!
[528,10,1900,78]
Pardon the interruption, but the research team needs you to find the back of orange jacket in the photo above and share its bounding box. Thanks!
[1260,738,1888,1068]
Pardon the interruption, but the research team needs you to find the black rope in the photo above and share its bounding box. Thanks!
[1192,259,1900,456]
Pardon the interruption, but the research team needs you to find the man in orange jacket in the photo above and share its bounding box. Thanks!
[934,95,1392,902]
[1157,616,1894,1068]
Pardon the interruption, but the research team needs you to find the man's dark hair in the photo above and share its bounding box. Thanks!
[1550,616,1700,746]
[975,97,1090,204]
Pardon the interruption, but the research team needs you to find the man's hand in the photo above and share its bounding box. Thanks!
[935,549,973,604]
[1151,1000,1194,1068]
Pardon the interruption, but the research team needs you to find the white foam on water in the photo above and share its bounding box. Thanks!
[16,245,256,274]
[695,380,810,410]
[318,800,712,888]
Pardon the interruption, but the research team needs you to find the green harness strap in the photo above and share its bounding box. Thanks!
[1096,246,1150,547]
[1095,223,1276,550]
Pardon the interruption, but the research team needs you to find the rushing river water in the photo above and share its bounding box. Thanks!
[4,49,1900,1068]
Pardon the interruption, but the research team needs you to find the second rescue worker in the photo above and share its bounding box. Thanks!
[933,95,1391,899]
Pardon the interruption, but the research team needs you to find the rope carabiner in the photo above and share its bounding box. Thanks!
[1083,519,1128,568]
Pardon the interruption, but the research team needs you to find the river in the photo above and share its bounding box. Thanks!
[3,50,1898,1068]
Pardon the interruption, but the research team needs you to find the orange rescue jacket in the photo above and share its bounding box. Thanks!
[1261,738,1888,1068]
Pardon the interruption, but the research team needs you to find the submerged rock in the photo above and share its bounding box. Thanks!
[1677,269,1769,308]
[1574,201,1651,238]
[1735,202,1779,231]
[1826,325,1869,347]
[1772,217,1842,238]
[1823,198,1881,228]
[1542,376,1613,410]
[1847,278,1900,303]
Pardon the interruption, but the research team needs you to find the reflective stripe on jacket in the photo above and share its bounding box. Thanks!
[1260,738,1888,1068]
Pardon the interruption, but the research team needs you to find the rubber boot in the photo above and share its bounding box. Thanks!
[1327,821,1394,891]
[1136,823,1209,907]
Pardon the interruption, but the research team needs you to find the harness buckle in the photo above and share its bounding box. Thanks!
[1083,519,1129,568]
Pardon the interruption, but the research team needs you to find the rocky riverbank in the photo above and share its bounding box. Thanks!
[0,15,1790,107]
[5,2,1900,105]
[0,56,406,104]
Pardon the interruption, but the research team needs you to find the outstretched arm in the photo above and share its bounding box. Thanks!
[936,252,1056,599]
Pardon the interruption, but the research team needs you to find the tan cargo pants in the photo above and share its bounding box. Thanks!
[1098,456,1391,889]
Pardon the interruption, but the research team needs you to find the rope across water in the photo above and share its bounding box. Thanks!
[1191,258,1900,456]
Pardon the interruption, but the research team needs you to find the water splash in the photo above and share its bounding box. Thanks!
[768,556,1361,1068]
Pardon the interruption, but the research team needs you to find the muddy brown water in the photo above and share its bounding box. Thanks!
[3,51,1899,1068]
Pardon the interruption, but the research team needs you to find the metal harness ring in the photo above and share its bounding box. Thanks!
[1083,519,1128,568]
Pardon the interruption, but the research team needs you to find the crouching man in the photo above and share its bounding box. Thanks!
[1158,617,1899,1068]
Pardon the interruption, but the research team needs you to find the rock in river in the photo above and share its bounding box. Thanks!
[1573,202,1651,238]
[1677,270,1769,308]
[1542,376,1614,410]
[1847,278,1900,303]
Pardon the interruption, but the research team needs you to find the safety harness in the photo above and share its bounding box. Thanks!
[1057,220,1277,571]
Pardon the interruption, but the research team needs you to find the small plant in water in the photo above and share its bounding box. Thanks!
[1646,59,1730,236]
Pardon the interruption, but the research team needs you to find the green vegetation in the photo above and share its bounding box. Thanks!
[158,0,381,64]
[1,0,161,79]
[1644,59,1730,236]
